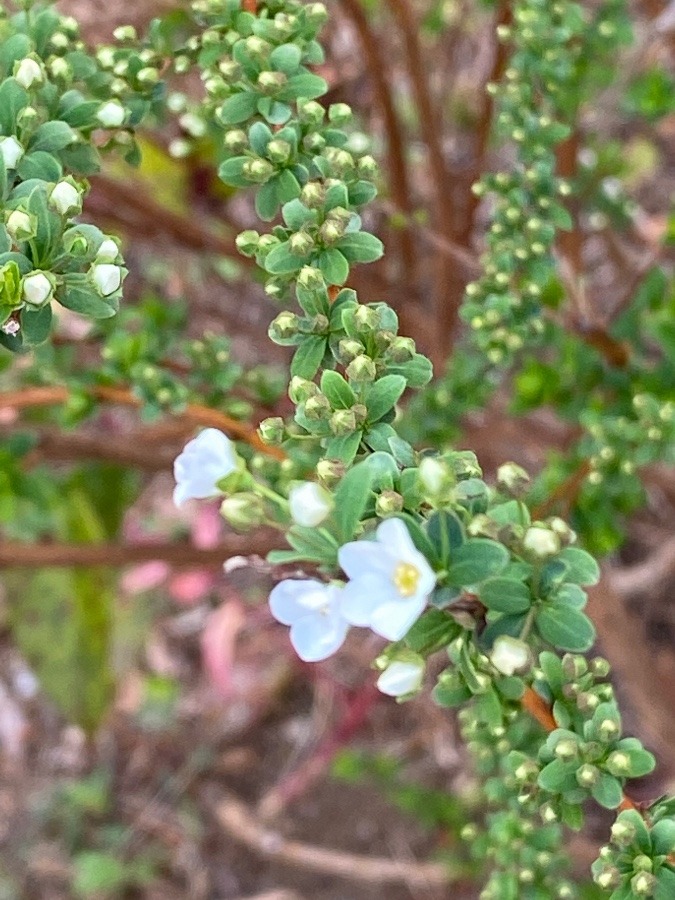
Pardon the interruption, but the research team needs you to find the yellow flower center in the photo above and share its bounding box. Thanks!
[393,562,420,598]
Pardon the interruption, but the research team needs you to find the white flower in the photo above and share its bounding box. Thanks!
[289,481,332,527]
[522,526,560,559]
[0,136,24,169]
[338,518,436,641]
[14,58,43,89]
[22,272,53,306]
[96,239,119,262]
[269,579,349,662]
[490,635,531,676]
[91,263,122,296]
[377,658,424,697]
[96,100,126,128]
[49,181,82,216]
[173,428,238,507]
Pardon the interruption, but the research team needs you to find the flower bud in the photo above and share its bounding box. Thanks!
[22,271,54,306]
[419,456,451,498]
[490,635,530,676]
[14,57,43,89]
[49,181,82,216]
[346,354,376,383]
[357,154,378,178]
[330,408,357,436]
[224,128,248,152]
[96,100,126,128]
[266,138,292,164]
[561,654,588,680]
[6,210,36,241]
[242,158,275,183]
[245,36,271,61]
[113,24,137,41]
[522,525,560,559]
[95,238,120,263]
[376,656,424,697]
[268,311,299,341]
[306,2,329,25]
[318,219,345,245]
[289,231,314,257]
[576,764,600,787]
[387,336,415,363]
[316,458,345,489]
[288,377,318,404]
[353,305,380,332]
[257,70,287,93]
[631,872,656,897]
[300,182,325,208]
[289,481,333,527]
[91,264,122,296]
[328,102,352,124]
[0,136,24,169]
[303,132,326,153]
[297,265,324,290]
[554,738,579,761]
[233,230,259,257]
[220,492,265,531]
[590,657,611,678]
[605,751,631,776]
[576,691,600,714]
[297,99,324,124]
[375,490,403,517]
[258,416,285,445]
[496,462,530,497]
[304,393,331,420]
[137,66,160,85]
[610,818,635,847]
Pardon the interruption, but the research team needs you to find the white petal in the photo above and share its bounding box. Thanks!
[370,597,426,641]
[375,518,417,558]
[339,573,395,626]
[289,482,332,527]
[338,539,393,581]
[377,660,424,696]
[269,579,329,626]
[289,611,349,662]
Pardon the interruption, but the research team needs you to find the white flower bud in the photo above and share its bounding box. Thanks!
[96,100,126,128]
[91,264,122,296]
[289,481,333,528]
[22,272,54,306]
[490,635,530,676]
[6,210,35,241]
[376,658,425,697]
[14,58,43,89]
[0,136,24,169]
[95,239,120,262]
[523,526,560,558]
[49,181,82,216]
[419,456,450,497]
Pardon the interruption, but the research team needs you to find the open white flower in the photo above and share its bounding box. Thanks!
[377,658,424,697]
[490,635,531,676]
[269,579,349,662]
[338,518,436,641]
[289,481,332,527]
[173,428,238,507]
[0,136,24,169]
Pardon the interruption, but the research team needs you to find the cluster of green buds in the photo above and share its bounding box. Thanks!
[0,0,161,351]
[592,803,675,897]
[461,0,631,360]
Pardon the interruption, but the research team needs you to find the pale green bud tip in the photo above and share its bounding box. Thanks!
[631,872,657,897]
[522,525,560,558]
[6,210,35,241]
[316,458,345,488]
[258,417,285,445]
[269,311,299,340]
[297,266,324,289]
[490,635,530,676]
[329,102,352,123]
[220,493,265,531]
[49,181,82,216]
[235,230,260,256]
[496,461,530,496]
[419,456,450,497]
[346,354,376,383]
[22,272,54,306]
[96,100,126,128]
[375,490,403,517]
[14,57,44,89]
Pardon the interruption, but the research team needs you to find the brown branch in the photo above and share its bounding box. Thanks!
[337,0,418,293]
[0,384,285,460]
[532,460,591,519]
[0,533,280,569]
[212,792,459,887]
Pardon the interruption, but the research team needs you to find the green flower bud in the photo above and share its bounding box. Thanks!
[269,311,299,341]
[590,657,611,679]
[554,738,579,761]
[245,36,271,60]
[256,234,280,257]
[605,751,631,777]
[561,654,588,680]
[258,417,285,445]
[242,158,275,183]
[522,525,560,559]
[346,354,376,383]
[304,393,331,420]
[297,265,324,290]
[576,763,600,788]
[221,492,265,531]
[630,872,656,897]
[337,338,365,363]
[257,70,287,93]
[496,462,530,497]
[419,456,452,498]
[595,868,621,891]
[306,2,329,25]
[49,57,71,79]
[218,59,242,80]
[319,219,345,245]
[328,102,352,124]
[387,336,415,363]
[610,818,636,847]
[330,408,357,436]
[224,129,248,152]
[266,138,292,164]
[375,490,403,517]
[353,305,380,332]
[548,516,577,546]
[235,230,260,257]
[297,100,324,124]
[303,132,326,153]
[300,181,325,208]
[540,802,558,823]
[289,231,314,256]
[316,458,346,488]
[113,24,137,41]
[289,376,318,403]
[357,154,378,178]
[6,209,36,242]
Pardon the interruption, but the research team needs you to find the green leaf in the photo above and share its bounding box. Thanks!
[554,583,587,609]
[290,334,326,379]
[426,510,464,565]
[387,353,433,388]
[248,121,273,155]
[29,120,78,153]
[58,282,117,318]
[656,868,675,900]
[446,539,509,587]
[324,430,361,465]
[591,773,623,809]
[285,525,339,566]
[404,610,459,655]
[537,758,577,793]
[270,42,302,73]
[318,247,349,285]
[0,35,32,79]
[19,304,53,345]
[278,72,327,101]
[264,241,302,274]
[559,546,600,585]
[218,91,259,125]
[255,179,279,221]
[282,198,315,230]
[321,369,356,409]
[60,100,101,129]
[536,604,596,652]
[16,150,63,182]
[479,577,532,614]
[365,374,407,422]
[335,231,384,264]
[72,852,130,897]
[651,819,675,856]
[0,77,28,134]
[332,461,375,542]
[218,155,250,188]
